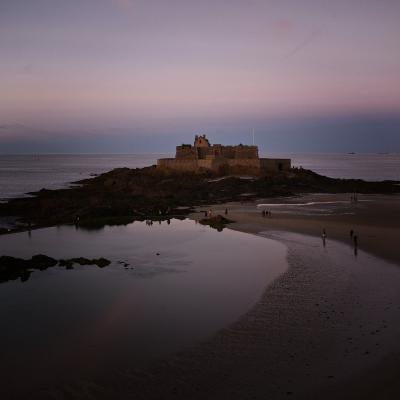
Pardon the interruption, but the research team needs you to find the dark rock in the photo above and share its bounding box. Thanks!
[199,215,234,232]
[0,254,111,283]
[31,254,58,270]
[1,166,398,234]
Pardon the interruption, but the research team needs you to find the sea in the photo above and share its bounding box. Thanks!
[0,152,399,200]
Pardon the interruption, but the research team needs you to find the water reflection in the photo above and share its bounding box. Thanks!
[0,219,287,397]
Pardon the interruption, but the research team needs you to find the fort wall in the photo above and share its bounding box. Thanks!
[157,135,291,175]
[176,145,197,159]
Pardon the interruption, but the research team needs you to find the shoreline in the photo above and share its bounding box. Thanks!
[1,188,400,398]
[99,194,400,399]
[1,166,399,236]
[85,226,400,400]
[200,192,400,266]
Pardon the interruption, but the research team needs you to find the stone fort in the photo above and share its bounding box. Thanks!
[157,134,291,175]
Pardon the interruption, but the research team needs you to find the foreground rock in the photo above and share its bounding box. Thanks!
[199,215,234,231]
[0,166,399,233]
[0,255,111,283]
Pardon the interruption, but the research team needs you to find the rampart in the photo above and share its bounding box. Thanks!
[157,134,291,175]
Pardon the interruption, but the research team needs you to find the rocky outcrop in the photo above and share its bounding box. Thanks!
[0,166,399,234]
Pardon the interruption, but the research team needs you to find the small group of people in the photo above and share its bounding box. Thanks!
[321,227,359,255]
[350,193,359,203]
[261,209,272,218]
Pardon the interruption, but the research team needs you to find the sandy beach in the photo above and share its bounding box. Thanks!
[212,192,400,266]
[79,193,400,400]
[4,193,400,399]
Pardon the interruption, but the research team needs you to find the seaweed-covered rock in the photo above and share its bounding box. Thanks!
[0,255,31,283]
[0,254,111,283]
[59,257,111,268]
[30,254,58,270]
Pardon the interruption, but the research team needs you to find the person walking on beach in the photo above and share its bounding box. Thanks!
[322,228,327,247]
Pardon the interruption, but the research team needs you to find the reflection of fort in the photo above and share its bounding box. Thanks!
[157,134,291,175]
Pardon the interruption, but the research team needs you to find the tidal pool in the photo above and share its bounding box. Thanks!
[0,219,287,396]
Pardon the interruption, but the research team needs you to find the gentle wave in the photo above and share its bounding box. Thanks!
[257,200,371,207]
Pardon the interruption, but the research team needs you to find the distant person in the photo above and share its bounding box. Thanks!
[322,228,327,247]
[353,234,358,248]
[350,229,354,239]
[204,211,207,217]
[225,208,228,215]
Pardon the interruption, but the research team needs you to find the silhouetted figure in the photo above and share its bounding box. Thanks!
[353,234,358,248]
[204,211,207,217]
[225,208,228,215]
[322,228,327,247]
[167,219,171,225]
[350,229,354,239]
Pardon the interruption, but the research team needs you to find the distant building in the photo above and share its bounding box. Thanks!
[157,134,291,175]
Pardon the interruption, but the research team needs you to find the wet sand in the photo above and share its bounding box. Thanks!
[29,193,400,399]
[60,193,400,400]
[213,193,400,266]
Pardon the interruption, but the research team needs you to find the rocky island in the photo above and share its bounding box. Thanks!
[0,161,399,234]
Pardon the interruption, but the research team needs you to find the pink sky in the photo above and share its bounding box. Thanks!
[1,0,400,133]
